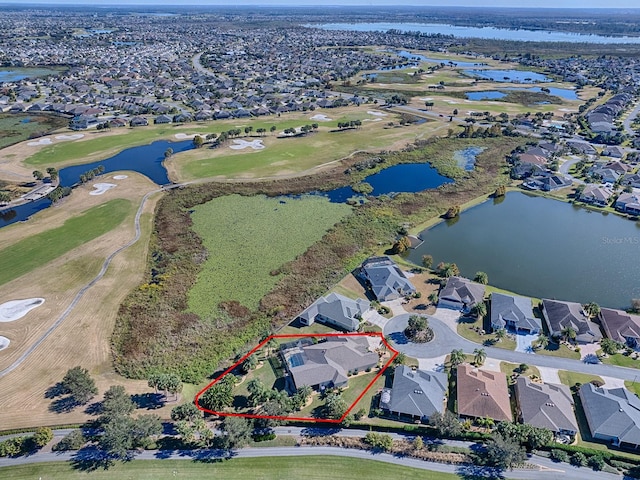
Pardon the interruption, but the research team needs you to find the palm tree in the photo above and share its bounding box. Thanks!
[583,302,601,319]
[535,333,549,350]
[474,271,489,285]
[561,326,577,343]
[473,348,486,366]
[472,302,487,319]
[494,328,507,342]
[449,349,466,368]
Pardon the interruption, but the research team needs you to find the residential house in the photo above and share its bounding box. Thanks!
[615,192,640,215]
[603,146,625,158]
[297,292,369,332]
[439,277,485,313]
[515,377,578,437]
[358,257,416,302]
[621,174,640,189]
[129,116,148,127]
[567,141,597,156]
[580,384,640,450]
[380,365,448,422]
[282,337,378,390]
[456,364,512,422]
[599,308,640,349]
[490,292,540,334]
[541,299,602,344]
[154,114,172,124]
[579,185,614,207]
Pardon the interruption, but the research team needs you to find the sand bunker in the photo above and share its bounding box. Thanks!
[229,139,265,150]
[27,138,52,146]
[174,133,197,139]
[363,118,382,122]
[55,134,84,141]
[89,183,117,195]
[113,175,128,180]
[0,336,9,351]
[310,114,332,121]
[0,298,45,323]
[367,111,388,117]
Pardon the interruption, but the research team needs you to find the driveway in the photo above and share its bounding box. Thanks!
[432,307,461,331]
[515,331,537,354]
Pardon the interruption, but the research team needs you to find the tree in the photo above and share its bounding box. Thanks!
[199,381,233,412]
[148,373,162,393]
[164,148,173,159]
[561,326,577,342]
[99,414,134,460]
[444,205,461,219]
[171,402,201,422]
[495,328,507,342]
[247,378,270,407]
[32,427,53,448]
[518,363,529,373]
[421,254,433,269]
[391,235,411,254]
[52,430,86,451]
[474,271,488,285]
[32,170,44,180]
[413,436,424,451]
[600,338,623,355]
[429,410,462,437]
[473,348,486,366]
[324,391,349,420]
[131,414,162,448]
[535,333,549,350]
[583,302,601,318]
[292,385,313,410]
[46,167,58,182]
[405,315,434,343]
[100,385,135,423]
[428,292,439,305]
[449,349,466,368]
[364,432,393,451]
[61,366,98,404]
[270,125,277,134]
[494,185,506,197]
[437,262,460,278]
[571,451,588,467]
[484,434,526,470]
[472,301,487,319]
[163,374,183,401]
[193,135,204,148]
[221,416,252,450]
[392,352,406,366]
[0,192,10,204]
[241,354,258,374]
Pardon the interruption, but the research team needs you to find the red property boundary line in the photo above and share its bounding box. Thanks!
[194,332,398,423]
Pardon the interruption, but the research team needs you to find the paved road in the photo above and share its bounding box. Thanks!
[622,100,640,137]
[0,188,161,378]
[384,314,640,383]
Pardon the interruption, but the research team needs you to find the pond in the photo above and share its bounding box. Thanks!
[407,192,640,309]
[0,139,193,228]
[311,23,640,44]
[317,162,453,203]
[466,87,578,101]
[0,67,62,83]
[395,50,481,68]
[454,147,484,171]
[464,69,551,83]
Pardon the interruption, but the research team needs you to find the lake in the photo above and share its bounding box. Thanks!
[0,67,62,83]
[454,147,484,171]
[395,50,481,68]
[0,139,193,228]
[317,162,453,203]
[464,69,550,83]
[407,192,640,309]
[311,22,640,44]
[466,87,578,101]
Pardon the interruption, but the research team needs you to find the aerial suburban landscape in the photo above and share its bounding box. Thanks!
[3,1,640,478]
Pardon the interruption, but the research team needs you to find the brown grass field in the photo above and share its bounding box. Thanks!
[0,173,182,430]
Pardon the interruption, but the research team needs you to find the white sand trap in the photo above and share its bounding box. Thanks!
[229,139,265,150]
[363,118,382,122]
[174,133,197,139]
[367,111,388,117]
[55,134,84,141]
[0,298,45,323]
[89,183,117,195]
[27,138,52,146]
[310,114,332,121]
[113,175,128,180]
[0,336,9,351]
[420,98,434,101]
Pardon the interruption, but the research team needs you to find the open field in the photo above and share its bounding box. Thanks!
[0,172,177,430]
[0,457,464,480]
[0,113,69,150]
[188,194,352,315]
[0,198,132,286]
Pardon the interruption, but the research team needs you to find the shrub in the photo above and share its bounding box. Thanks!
[364,432,393,451]
[571,451,588,467]
[550,449,570,463]
[589,455,606,471]
[253,433,276,442]
[52,430,86,451]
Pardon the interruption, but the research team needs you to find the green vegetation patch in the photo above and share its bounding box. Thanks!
[557,370,604,388]
[188,194,351,315]
[0,113,68,149]
[0,457,462,480]
[0,199,132,285]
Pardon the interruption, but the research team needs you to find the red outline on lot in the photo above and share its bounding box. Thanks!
[195,332,398,423]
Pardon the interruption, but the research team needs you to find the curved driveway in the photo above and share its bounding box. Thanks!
[384,313,640,382]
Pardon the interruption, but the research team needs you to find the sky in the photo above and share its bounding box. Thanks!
[2,0,640,8]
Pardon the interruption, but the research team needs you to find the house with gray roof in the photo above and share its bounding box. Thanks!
[599,308,640,349]
[358,257,416,302]
[282,337,378,391]
[380,365,447,422]
[515,377,578,437]
[579,185,614,207]
[615,192,640,215]
[439,277,485,313]
[580,384,640,450]
[490,292,540,334]
[297,293,369,332]
[541,299,602,344]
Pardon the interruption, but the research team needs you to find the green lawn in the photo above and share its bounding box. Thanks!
[0,457,466,480]
[187,194,351,316]
[0,198,132,286]
[536,343,581,360]
[600,352,640,368]
[456,315,516,351]
[625,381,640,397]
[500,362,541,382]
[557,370,603,388]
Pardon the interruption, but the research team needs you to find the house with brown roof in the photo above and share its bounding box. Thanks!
[599,308,640,349]
[456,364,512,422]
